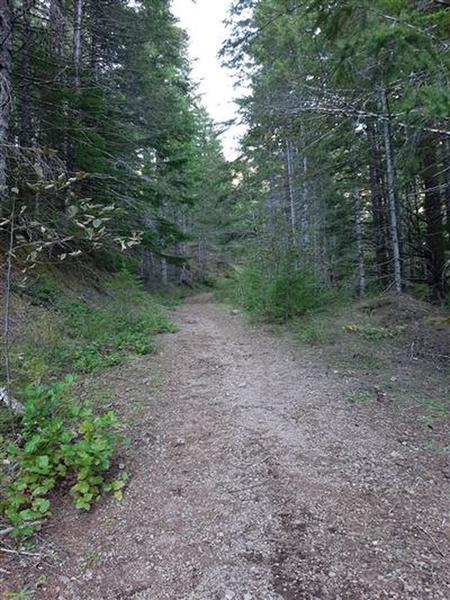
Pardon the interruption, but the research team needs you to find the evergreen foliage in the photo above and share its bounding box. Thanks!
[225,0,450,307]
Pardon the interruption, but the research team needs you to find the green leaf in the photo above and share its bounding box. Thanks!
[37,455,50,470]
[75,499,91,511]
[19,509,40,521]
[73,481,90,494]
[111,480,125,491]
[32,498,50,514]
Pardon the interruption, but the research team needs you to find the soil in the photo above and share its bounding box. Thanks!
[1,295,449,599]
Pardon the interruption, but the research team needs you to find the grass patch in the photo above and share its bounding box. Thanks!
[417,393,450,426]
[344,323,407,341]
[347,389,373,404]
[7,270,176,390]
[290,313,336,345]
[5,589,35,600]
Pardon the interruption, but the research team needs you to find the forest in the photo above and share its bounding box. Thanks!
[0,1,449,598]
[223,0,450,311]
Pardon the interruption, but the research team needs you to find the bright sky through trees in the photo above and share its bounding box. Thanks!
[172,0,243,160]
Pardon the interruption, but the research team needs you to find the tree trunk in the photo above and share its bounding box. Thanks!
[300,121,310,249]
[443,138,450,248]
[160,257,168,285]
[0,0,13,211]
[380,88,402,292]
[367,119,389,287]
[50,0,66,60]
[89,0,100,79]
[422,140,446,302]
[353,171,366,298]
[73,0,83,88]
[285,139,297,245]
[19,0,33,148]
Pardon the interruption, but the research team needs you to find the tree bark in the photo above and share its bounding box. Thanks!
[367,119,389,287]
[19,0,33,148]
[443,138,450,247]
[380,89,402,292]
[160,257,168,285]
[50,0,66,60]
[299,121,310,249]
[0,0,13,211]
[72,0,83,88]
[352,165,366,298]
[285,139,297,246]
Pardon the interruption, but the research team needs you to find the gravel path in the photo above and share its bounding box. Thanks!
[2,296,449,599]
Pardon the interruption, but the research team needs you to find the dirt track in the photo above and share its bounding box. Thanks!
[2,296,449,599]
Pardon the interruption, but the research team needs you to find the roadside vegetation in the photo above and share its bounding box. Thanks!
[218,268,450,436]
[0,270,175,538]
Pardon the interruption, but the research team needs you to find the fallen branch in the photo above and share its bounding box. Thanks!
[0,387,25,415]
[0,547,42,557]
[0,521,42,538]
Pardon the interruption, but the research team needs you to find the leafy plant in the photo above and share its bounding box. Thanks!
[4,588,35,600]
[0,380,126,537]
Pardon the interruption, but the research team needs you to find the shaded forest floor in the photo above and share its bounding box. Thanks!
[1,294,449,599]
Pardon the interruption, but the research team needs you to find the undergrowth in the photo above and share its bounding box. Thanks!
[0,270,175,537]
[217,265,450,428]
[10,270,177,388]
[0,379,127,537]
[216,262,337,321]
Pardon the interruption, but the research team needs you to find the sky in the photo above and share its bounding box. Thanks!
[171,0,244,160]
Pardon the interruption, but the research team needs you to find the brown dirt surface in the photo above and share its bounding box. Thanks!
[1,295,449,599]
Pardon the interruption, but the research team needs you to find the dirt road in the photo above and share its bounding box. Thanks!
[2,297,449,599]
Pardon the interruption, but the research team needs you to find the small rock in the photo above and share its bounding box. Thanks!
[390,451,403,460]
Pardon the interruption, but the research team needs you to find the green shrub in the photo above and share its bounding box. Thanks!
[217,264,335,321]
[0,380,126,537]
[0,271,173,537]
